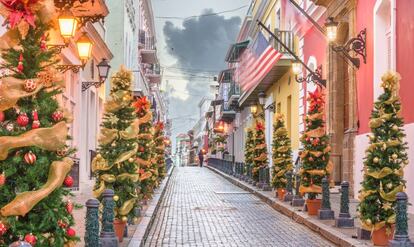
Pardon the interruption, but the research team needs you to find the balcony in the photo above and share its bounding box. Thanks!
[218,103,236,123]
[228,83,240,105]
[218,68,234,83]
[144,64,161,84]
[139,31,158,64]
[239,30,295,107]
[272,29,295,58]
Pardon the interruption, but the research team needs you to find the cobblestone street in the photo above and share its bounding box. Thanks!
[145,167,334,247]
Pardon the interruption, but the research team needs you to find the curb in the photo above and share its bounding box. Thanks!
[207,165,367,247]
[127,166,175,247]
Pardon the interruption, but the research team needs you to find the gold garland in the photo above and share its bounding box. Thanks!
[305,127,325,138]
[366,167,393,179]
[379,182,403,201]
[1,158,73,216]
[0,122,67,160]
[0,77,43,111]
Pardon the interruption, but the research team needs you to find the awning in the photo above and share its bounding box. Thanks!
[225,40,249,63]
[218,68,234,83]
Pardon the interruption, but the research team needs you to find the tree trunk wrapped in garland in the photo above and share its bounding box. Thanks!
[253,122,268,182]
[357,72,408,242]
[0,1,78,245]
[92,67,140,225]
[299,87,332,214]
[133,96,156,200]
[244,128,255,177]
[271,114,293,194]
[153,121,166,180]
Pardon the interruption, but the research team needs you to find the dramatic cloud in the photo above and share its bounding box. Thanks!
[162,10,241,140]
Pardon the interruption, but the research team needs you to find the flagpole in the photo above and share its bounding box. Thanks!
[257,20,326,87]
[287,0,326,35]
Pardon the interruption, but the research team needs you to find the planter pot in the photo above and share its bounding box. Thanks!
[113,219,127,242]
[277,188,286,201]
[371,225,395,246]
[306,199,321,216]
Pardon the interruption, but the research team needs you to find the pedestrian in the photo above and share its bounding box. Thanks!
[198,149,204,167]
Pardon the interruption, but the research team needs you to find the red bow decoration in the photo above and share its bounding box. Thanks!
[132,96,150,113]
[308,87,325,112]
[256,122,265,131]
[155,121,164,130]
[1,0,39,28]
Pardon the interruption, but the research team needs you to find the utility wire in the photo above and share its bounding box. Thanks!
[155,5,248,21]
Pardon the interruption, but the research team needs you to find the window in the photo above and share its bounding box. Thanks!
[374,0,395,100]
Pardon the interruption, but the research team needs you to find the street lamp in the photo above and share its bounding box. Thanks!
[250,105,257,115]
[58,7,78,41]
[258,91,266,106]
[76,32,93,65]
[325,17,367,68]
[81,58,111,91]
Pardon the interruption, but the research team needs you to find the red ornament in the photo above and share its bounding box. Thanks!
[17,113,29,127]
[305,137,311,142]
[31,110,40,129]
[40,35,47,51]
[23,79,37,92]
[51,110,64,122]
[66,227,76,237]
[312,138,320,146]
[309,157,314,162]
[17,53,24,73]
[0,111,4,122]
[57,219,68,228]
[0,172,6,186]
[0,221,7,235]
[24,151,36,165]
[24,233,36,246]
[56,148,67,157]
[139,146,145,152]
[66,200,73,214]
[64,176,74,187]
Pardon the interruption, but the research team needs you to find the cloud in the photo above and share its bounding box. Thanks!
[162,9,241,141]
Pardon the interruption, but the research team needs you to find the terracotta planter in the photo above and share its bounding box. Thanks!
[277,188,286,201]
[371,225,395,246]
[306,199,321,216]
[113,219,127,242]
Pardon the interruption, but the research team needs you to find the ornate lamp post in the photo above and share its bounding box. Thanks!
[82,59,111,91]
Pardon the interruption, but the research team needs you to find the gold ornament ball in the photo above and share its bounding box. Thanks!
[373,157,380,163]
[392,125,399,131]
[133,217,139,224]
[391,153,398,160]
[386,183,393,189]
[128,157,134,163]
[111,142,116,147]
[113,195,119,201]
[366,219,372,225]
[121,216,128,222]
[403,160,409,165]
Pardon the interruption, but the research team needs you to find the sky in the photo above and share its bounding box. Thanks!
[152,0,251,150]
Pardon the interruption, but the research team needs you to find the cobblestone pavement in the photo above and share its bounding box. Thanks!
[145,167,335,247]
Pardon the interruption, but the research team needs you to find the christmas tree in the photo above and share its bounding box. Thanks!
[153,121,166,180]
[92,67,140,224]
[358,72,408,233]
[253,122,268,182]
[214,133,227,153]
[133,96,156,200]
[0,1,78,245]
[244,128,255,175]
[271,114,293,190]
[299,87,332,200]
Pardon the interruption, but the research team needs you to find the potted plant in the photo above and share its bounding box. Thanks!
[358,72,407,246]
[299,87,332,216]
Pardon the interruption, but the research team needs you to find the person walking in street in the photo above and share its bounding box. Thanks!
[198,149,204,167]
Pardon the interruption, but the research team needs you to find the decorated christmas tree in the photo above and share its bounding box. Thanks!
[0,1,78,245]
[214,133,227,153]
[271,114,293,190]
[244,128,255,175]
[92,67,140,224]
[358,72,408,235]
[253,122,268,182]
[133,96,156,200]
[299,87,332,201]
[153,121,166,180]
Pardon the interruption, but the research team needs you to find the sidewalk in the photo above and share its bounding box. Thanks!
[207,165,414,247]
[71,167,174,247]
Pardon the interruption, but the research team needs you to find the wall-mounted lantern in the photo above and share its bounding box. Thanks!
[81,58,111,91]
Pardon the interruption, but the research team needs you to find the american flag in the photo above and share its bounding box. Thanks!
[235,31,282,92]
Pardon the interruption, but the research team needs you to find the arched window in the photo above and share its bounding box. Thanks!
[374,0,396,99]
